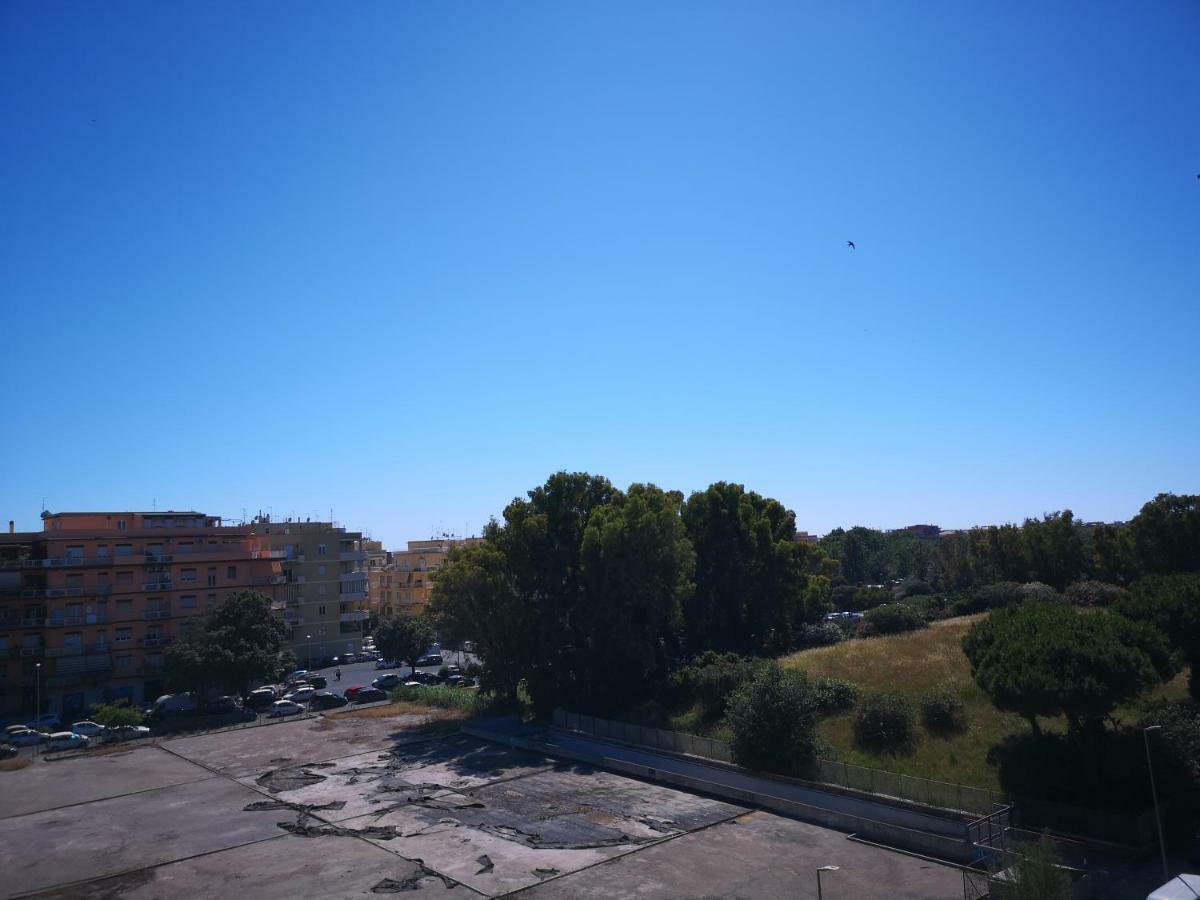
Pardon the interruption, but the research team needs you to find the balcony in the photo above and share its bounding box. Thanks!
[143,553,174,563]
[249,574,287,586]
[34,556,116,568]
[9,647,44,658]
[339,572,365,582]
[143,609,172,620]
[141,636,172,647]
[338,590,367,601]
[252,550,287,560]
[339,550,367,562]
[339,610,369,623]
[143,581,173,592]
[45,615,85,628]
[19,617,44,628]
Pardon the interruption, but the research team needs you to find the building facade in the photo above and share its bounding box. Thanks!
[0,511,283,719]
[368,537,483,618]
[248,520,368,668]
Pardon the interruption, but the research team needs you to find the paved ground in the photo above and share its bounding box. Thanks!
[0,708,966,899]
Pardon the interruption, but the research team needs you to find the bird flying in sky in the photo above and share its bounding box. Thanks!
[846,240,856,249]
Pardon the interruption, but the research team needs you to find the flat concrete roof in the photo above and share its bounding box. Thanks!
[0,709,966,899]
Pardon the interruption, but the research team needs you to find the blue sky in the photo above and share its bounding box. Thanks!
[2,2,1197,543]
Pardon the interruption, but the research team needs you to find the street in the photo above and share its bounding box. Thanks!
[308,646,478,691]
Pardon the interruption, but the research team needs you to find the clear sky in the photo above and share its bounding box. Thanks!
[2,2,1197,544]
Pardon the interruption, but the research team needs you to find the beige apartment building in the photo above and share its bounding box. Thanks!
[249,520,368,667]
[0,511,283,718]
[368,537,483,619]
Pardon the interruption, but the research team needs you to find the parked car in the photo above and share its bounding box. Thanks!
[285,687,316,703]
[286,670,310,684]
[268,700,305,718]
[28,713,62,731]
[308,675,327,689]
[403,681,423,689]
[103,725,152,742]
[415,654,443,667]
[310,692,348,710]
[0,745,17,760]
[45,732,89,751]
[360,651,380,661]
[343,685,367,699]
[444,665,462,677]
[352,687,388,704]
[151,693,198,718]
[71,721,107,737]
[245,688,278,709]
[375,658,398,670]
[6,724,31,737]
[6,729,46,747]
[412,671,442,685]
[372,674,401,690]
[445,675,466,687]
[202,696,242,714]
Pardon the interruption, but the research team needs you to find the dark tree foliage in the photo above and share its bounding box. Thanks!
[963,601,1175,784]
[1115,573,1200,698]
[373,613,435,676]
[854,693,918,754]
[861,602,926,636]
[682,482,821,655]
[1127,493,1200,576]
[165,591,290,696]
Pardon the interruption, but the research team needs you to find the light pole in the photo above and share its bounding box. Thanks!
[35,662,41,722]
[306,634,312,671]
[1144,725,1168,882]
[816,865,839,899]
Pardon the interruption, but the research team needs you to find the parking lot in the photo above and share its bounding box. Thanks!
[0,707,965,898]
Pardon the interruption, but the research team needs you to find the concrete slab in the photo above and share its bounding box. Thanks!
[0,745,212,819]
[515,809,966,899]
[0,776,286,897]
[33,834,485,899]
[160,713,435,779]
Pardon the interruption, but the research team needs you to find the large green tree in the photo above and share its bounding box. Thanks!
[963,601,1175,785]
[575,484,694,710]
[1127,493,1200,577]
[430,541,527,702]
[682,482,819,655]
[1115,573,1200,698]
[165,590,290,696]
[373,613,436,676]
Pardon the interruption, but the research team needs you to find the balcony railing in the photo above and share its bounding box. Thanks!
[339,610,369,622]
[339,572,365,582]
[143,581,173,591]
[19,617,44,628]
[252,550,287,559]
[9,647,44,658]
[143,609,172,620]
[339,590,367,601]
[45,615,85,628]
[339,550,367,562]
[141,636,172,647]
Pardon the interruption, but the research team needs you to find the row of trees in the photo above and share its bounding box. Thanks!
[822,493,1199,592]
[430,473,831,716]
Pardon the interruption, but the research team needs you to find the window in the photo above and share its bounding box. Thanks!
[207,568,217,587]
[318,544,327,556]
[66,545,84,559]
[206,593,216,607]
[117,519,126,530]
[181,568,196,582]
[318,605,326,616]
[117,598,133,616]
[66,574,82,589]
[181,595,196,609]
[318,564,326,576]
[96,544,108,558]
[226,566,236,580]
[115,627,133,644]
[180,620,194,636]
[318,584,326,595]
[115,654,132,670]
[115,543,132,556]
[117,571,133,586]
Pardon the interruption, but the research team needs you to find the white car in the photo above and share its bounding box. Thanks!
[103,725,152,742]
[284,687,315,703]
[71,721,107,737]
[269,700,304,718]
[6,729,47,747]
[45,732,89,751]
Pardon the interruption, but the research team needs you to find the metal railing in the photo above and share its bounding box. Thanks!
[554,710,1005,816]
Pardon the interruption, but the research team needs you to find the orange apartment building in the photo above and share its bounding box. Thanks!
[368,537,483,619]
[0,511,283,720]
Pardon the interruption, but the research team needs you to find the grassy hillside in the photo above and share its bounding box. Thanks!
[780,614,1189,791]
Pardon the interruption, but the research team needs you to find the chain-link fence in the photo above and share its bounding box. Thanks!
[554,709,1003,815]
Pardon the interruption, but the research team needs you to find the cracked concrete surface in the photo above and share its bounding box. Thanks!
[0,712,966,898]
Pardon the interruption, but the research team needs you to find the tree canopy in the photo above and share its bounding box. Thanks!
[165,590,290,696]
[373,613,435,676]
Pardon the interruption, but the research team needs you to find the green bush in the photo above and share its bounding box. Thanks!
[90,699,144,729]
[919,686,968,734]
[437,665,451,679]
[464,662,483,679]
[860,603,926,636]
[854,693,917,754]
[893,577,934,600]
[829,584,858,610]
[967,581,1024,612]
[1017,582,1060,603]
[1064,580,1125,607]
[850,586,892,611]
[671,651,766,721]
[725,663,820,776]
[812,677,861,713]
[795,622,845,649]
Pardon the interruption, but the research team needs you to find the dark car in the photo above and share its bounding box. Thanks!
[352,687,388,704]
[415,654,443,668]
[202,696,241,714]
[343,684,367,699]
[411,671,441,685]
[245,688,277,709]
[310,691,349,710]
[308,675,327,689]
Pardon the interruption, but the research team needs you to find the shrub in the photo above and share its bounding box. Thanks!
[850,586,892,611]
[893,577,934,600]
[829,584,858,610]
[671,652,765,721]
[920,686,968,734]
[968,581,1024,612]
[464,662,483,679]
[725,663,820,776]
[437,665,451,679]
[1064,580,1125,607]
[854,693,917,754]
[795,622,845,649]
[812,677,861,713]
[1017,582,1060,603]
[90,699,144,729]
[860,603,926,636]
[390,684,484,714]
